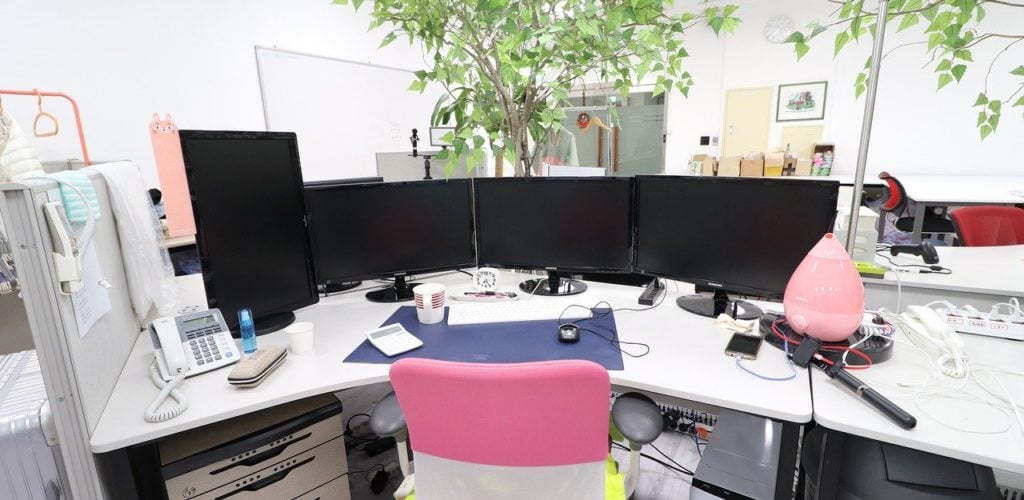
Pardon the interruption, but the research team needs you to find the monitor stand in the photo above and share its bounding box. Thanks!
[366,275,415,303]
[229,311,296,338]
[518,271,587,297]
[676,289,762,320]
[321,281,362,295]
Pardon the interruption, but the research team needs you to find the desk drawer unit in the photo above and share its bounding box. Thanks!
[293,474,351,500]
[160,396,347,500]
[193,436,348,500]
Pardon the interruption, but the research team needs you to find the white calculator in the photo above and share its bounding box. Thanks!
[366,323,424,357]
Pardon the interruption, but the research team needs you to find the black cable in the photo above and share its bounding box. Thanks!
[874,250,952,274]
[457,269,474,276]
[649,442,694,474]
[611,442,694,476]
[557,300,654,358]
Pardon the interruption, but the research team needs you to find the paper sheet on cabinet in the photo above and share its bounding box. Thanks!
[71,243,111,338]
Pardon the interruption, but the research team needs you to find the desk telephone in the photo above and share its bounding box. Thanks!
[149,308,240,381]
[145,309,240,423]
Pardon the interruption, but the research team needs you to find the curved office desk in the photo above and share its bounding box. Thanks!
[864,244,1024,311]
[90,272,812,453]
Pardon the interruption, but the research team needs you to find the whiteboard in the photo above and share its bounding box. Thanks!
[256,46,445,182]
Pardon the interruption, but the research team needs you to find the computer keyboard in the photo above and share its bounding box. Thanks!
[446,300,593,326]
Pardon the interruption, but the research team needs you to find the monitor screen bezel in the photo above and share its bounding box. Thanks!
[180,129,319,320]
[305,179,477,284]
[632,175,840,299]
[303,176,384,189]
[473,176,636,274]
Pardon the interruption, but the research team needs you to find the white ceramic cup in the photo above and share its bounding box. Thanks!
[285,322,315,354]
[413,283,446,324]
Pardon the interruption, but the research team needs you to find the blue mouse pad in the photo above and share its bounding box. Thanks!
[343,306,624,370]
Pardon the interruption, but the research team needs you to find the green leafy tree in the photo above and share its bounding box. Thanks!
[784,0,1023,140]
[333,0,741,176]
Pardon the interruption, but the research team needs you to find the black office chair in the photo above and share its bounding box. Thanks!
[878,172,956,239]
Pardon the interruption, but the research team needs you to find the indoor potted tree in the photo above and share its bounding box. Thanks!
[333,0,742,176]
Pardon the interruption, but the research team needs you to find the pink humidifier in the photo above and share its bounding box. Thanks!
[783,233,865,342]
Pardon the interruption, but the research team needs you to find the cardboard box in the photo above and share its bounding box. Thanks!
[740,158,764,177]
[795,158,812,176]
[718,156,741,177]
[764,152,785,176]
[693,154,717,176]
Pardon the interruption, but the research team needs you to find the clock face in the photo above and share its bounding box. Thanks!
[473,268,500,291]
[765,15,795,44]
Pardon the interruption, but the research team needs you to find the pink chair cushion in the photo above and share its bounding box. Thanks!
[389,358,610,467]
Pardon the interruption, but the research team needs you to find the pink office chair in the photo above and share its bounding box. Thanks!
[369,359,663,500]
[950,206,1024,246]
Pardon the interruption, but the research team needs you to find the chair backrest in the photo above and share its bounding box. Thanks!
[951,206,1024,246]
[389,358,610,500]
[878,171,907,214]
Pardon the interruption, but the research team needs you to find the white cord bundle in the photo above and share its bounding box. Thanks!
[145,360,188,423]
[871,303,1024,436]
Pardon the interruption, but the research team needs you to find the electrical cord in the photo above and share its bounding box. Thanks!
[648,442,695,475]
[735,332,798,381]
[690,431,704,457]
[145,360,188,423]
[557,300,652,358]
[611,442,693,476]
[769,319,873,369]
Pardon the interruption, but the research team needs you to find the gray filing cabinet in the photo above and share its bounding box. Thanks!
[157,394,350,500]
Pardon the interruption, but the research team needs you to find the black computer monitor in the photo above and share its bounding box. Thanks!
[634,176,838,319]
[180,130,318,335]
[303,176,383,189]
[305,180,476,303]
[303,177,383,293]
[474,177,634,296]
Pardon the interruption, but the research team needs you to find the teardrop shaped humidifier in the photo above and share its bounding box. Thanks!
[783,233,865,342]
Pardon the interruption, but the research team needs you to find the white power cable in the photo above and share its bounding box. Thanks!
[145,360,188,423]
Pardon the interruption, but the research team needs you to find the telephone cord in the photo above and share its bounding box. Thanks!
[145,359,188,423]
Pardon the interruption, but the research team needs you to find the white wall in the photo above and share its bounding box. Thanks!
[3,0,426,188]
[663,0,1023,176]
[5,0,1019,184]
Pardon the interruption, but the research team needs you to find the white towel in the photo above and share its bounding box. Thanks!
[49,170,102,223]
[91,162,177,321]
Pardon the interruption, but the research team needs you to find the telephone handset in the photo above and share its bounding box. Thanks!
[148,308,240,381]
[901,305,967,378]
[145,308,240,423]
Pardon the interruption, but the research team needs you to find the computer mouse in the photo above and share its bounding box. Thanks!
[558,324,580,343]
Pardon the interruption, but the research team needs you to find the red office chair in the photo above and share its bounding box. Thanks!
[878,171,955,236]
[950,206,1024,246]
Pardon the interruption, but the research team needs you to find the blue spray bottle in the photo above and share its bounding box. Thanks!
[238,308,257,355]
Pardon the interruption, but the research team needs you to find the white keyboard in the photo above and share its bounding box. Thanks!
[446,300,593,326]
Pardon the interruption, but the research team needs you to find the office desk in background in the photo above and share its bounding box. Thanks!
[812,330,1024,475]
[90,272,812,453]
[864,244,1024,311]
[893,175,1024,243]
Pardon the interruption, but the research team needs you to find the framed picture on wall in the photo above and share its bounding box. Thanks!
[776,81,827,122]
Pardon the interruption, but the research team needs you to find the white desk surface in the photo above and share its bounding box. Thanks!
[866,244,1024,298]
[812,330,1024,474]
[895,175,1024,205]
[89,273,811,453]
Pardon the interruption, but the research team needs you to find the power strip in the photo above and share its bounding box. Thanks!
[611,392,717,437]
[936,308,1024,341]
[638,279,665,306]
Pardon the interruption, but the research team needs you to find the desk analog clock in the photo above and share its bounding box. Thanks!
[472,267,500,292]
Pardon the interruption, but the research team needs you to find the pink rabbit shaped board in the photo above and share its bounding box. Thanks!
[149,113,195,237]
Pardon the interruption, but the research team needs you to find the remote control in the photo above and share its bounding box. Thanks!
[638,279,665,306]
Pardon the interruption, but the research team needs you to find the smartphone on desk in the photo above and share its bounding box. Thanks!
[724,333,762,360]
